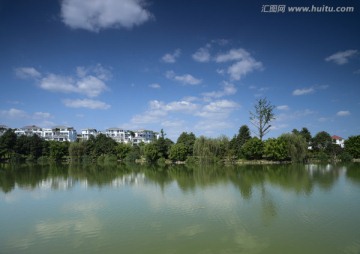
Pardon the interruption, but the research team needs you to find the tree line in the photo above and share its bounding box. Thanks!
[0,126,359,164]
[1,97,359,164]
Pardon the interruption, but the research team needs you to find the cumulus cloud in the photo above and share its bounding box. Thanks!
[202,81,236,98]
[196,99,240,119]
[131,99,198,124]
[227,58,262,81]
[161,49,181,63]
[18,64,110,98]
[325,49,358,65]
[292,87,315,96]
[60,0,153,32]
[192,45,211,63]
[0,109,54,125]
[214,48,262,81]
[165,71,202,85]
[15,67,42,79]
[0,108,28,119]
[63,99,111,109]
[336,110,350,116]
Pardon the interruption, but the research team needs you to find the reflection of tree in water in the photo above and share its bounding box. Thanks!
[346,163,360,184]
[0,162,347,195]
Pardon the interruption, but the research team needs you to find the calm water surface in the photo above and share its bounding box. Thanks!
[1,163,360,254]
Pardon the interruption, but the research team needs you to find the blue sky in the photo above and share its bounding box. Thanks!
[0,0,359,141]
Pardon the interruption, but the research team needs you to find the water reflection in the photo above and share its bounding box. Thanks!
[0,162,359,196]
[1,162,360,254]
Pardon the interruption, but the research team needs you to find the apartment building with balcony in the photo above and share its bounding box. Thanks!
[81,128,98,141]
[15,125,43,137]
[14,125,77,142]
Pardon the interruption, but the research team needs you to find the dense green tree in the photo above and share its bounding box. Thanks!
[328,143,343,161]
[263,138,288,161]
[312,131,332,151]
[49,141,69,162]
[169,143,188,161]
[193,136,230,162]
[241,137,264,160]
[28,134,44,160]
[292,129,300,135]
[155,129,173,159]
[176,132,196,156]
[69,142,86,161]
[125,145,141,162]
[299,127,312,143]
[92,134,117,157]
[193,136,213,161]
[0,129,17,160]
[144,143,160,163]
[345,135,360,158]
[236,125,251,156]
[250,97,275,141]
[280,133,308,163]
[115,143,132,161]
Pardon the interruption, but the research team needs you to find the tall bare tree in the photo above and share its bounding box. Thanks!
[250,97,275,141]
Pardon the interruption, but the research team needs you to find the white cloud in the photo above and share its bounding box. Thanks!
[0,108,28,119]
[76,64,112,80]
[192,46,211,63]
[325,49,358,65]
[214,48,262,81]
[165,70,202,85]
[197,99,240,119]
[277,105,289,110]
[202,81,236,98]
[131,99,198,124]
[292,87,315,96]
[60,0,153,32]
[227,58,262,81]
[24,65,111,98]
[15,67,41,79]
[76,75,108,97]
[63,99,111,109]
[215,48,252,63]
[33,112,53,119]
[149,83,161,89]
[336,110,350,116]
[161,49,181,63]
[165,101,198,112]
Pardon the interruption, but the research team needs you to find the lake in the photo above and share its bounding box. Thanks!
[1,163,360,254]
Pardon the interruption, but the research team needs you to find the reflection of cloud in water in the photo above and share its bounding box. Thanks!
[35,215,102,239]
[62,200,105,214]
[6,200,104,252]
[233,229,268,254]
[132,181,239,215]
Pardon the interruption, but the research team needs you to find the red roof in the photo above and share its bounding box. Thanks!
[332,135,343,140]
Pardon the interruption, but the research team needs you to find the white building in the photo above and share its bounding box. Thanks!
[332,135,345,148]
[105,128,158,144]
[15,125,42,137]
[132,129,159,145]
[14,125,77,142]
[50,126,77,142]
[106,128,129,143]
[81,128,98,141]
